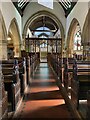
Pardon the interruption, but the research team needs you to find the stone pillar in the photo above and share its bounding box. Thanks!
[0,40,7,60]
[83,45,90,60]
[21,39,25,51]
[14,44,21,57]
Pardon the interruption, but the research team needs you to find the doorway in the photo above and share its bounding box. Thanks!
[40,40,47,62]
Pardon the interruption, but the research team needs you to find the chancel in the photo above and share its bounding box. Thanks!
[0,0,90,120]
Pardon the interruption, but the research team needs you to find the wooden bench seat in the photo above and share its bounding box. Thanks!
[77,73,90,98]
[2,68,15,74]
[71,60,90,109]
[26,56,31,85]
[57,57,63,82]
[14,57,27,96]
[29,53,39,76]
[2,64,14,67]
[2,67,19,83]
[1,60,21,111]
[87,90,90,119]
[4,79,19,111]
[21,51,34,84]
[48,54,63,83]
[63,58,74,91]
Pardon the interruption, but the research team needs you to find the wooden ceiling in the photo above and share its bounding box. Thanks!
[29,16,58,33]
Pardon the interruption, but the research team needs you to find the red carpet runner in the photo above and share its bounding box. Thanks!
[13,63,72,119]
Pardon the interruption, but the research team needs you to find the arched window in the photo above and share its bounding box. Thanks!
[74,30,81,51]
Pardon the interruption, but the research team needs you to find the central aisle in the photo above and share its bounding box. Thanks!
[13,63,71,119]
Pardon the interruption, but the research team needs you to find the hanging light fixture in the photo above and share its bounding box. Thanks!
[7,37,11,41]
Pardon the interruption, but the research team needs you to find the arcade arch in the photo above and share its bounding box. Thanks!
[82,9,90,60]
[7,18,21,58]
[0,10,7,60]
[66,18,82,58]
[23,11,65,58]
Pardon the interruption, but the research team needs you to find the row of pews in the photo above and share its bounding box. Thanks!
[71,60,90,109]
[0,52,40,120]
[48,53,90,119]
[29,53,40,76]
[47,53,63,82]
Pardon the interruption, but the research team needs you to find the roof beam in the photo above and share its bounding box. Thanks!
[30,29,57,32]
[25,37,62,41]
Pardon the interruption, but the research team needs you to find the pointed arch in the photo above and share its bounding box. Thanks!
[82,9,90,45]
[66,18,81,57]
[0,10,7,59]
[23,10,64,40]
[0,10,7,40]
[81,9,90,60]
[8,18,21,57]
[23,10,65,55]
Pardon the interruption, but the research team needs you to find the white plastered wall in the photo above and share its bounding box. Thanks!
[0,0,22,39]
[65,1,89,42]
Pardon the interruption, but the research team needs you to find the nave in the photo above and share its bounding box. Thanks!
[11,63,72,119]
[0,1,90,120]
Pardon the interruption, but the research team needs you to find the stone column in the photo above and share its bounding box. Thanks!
[14,44,21,57]
[0,40,7,60]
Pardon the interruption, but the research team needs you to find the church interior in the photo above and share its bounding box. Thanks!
[0,0,90,119]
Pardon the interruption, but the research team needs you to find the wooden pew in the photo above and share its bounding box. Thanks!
[21,51,31,85]
[63,58,75,92]
[26,56,31,85]
[47,53,51,64]
[29,53,39,76]
[57,55,63,82]
[29,54,34,76]
[71,60,90,109]
[14,57,27,96]
[50,54,56,73]
[1,60,21,111]
[87,90,90,119]
[47,54,63,83]
[63,57,68,89]
[21,51,40,84]
[35,53,40,69]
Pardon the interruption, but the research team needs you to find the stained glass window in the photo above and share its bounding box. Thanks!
[74,31,81,50]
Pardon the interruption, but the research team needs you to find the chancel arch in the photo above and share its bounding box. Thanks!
[23,11,65,54]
